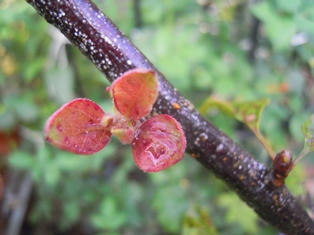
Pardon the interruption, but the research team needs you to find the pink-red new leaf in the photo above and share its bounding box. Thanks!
[110,69,158,120]
[132,114,186,172]
[45,98,111,154]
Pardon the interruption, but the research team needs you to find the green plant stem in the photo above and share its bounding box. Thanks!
[251,128,275,160]
[294,147,310,165]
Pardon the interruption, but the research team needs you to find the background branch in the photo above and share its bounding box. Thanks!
[26,0,314,234]
[133,0,142,28]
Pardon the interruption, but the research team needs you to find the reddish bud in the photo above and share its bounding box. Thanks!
[45,98,111,154]
[110,69,158,120]
[111,128,135,144]
[110,114,136,144]
[101,114,114,128]
[132,114,186,172]
[272,150,294,187]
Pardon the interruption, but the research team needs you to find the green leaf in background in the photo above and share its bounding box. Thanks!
[296,13,314,35]
[293,115,314,165]
[9,151,35,169]
[151,162,191,233]
[2,94,39,124]
[200,97,270,132]
[199,97,274,157]
[153,185,189,233]
[55,145,114,173]
[252,1,296,50]
[302,114,314,151]
[217,193,258,234]
[260,103,289,150]
[91,197,127,231]
[23,58,45,83]
[14,99,39,123]
[276,0,301,13]
[199,96,234,117]
[182,205,218,235]
[289,112,311,143]
[296,1,314,35]
[44,66,75,105]
[62,201,80,229]
[286,164,304,195]
[0,109,16,131]
[233,99,270,132]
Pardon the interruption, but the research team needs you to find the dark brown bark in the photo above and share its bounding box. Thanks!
[26,0,314,234]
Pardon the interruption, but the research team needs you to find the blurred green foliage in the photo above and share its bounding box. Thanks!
[1,0,313,234]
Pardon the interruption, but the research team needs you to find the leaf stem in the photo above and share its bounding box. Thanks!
[294,147,310,165]
[251,128,275,160]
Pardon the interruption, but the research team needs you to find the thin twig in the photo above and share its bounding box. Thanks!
[294,147,310,165]
[251,128,275,160]
[133,0,142,28]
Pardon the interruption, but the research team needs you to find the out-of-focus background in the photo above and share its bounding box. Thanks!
[0,0,313,234]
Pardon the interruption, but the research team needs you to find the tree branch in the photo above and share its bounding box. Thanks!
[26,0,314,234]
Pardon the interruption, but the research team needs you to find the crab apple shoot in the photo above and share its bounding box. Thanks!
[132,114,186,172]
[45,69,186,172]
[45,98,112,154]
[110,69,158,120]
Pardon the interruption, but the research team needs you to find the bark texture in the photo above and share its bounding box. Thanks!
[26,0,314,234]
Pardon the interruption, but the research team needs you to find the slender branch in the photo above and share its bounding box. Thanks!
[248,16,260,63]
[250,128,275,160]
[133,0,142,28]
[26,0,314,234]
[294,147,310,165]
[66,45,86,97]
[248,0,261,63]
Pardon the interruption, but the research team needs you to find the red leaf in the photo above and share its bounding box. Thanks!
[132,114,186,172]
[45,98,111,154]
[110,69,158,120]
